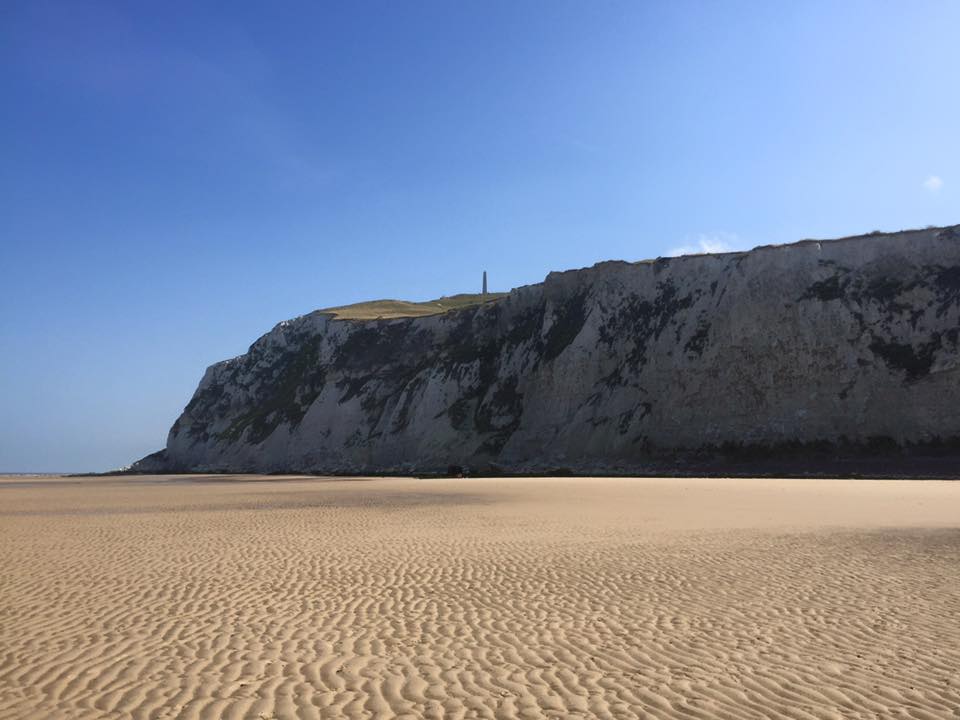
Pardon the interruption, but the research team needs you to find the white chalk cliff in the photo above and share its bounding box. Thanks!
[134,225,960,474]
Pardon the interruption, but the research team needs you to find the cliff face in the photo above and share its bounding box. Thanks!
[145,226,960,474]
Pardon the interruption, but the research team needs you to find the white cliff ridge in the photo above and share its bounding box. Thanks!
[134,225,960,475]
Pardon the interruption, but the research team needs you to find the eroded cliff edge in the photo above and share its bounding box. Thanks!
[135,225,960,475]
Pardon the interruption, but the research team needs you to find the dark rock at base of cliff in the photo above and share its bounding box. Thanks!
[122,441,960,479]
[127,449,177,474]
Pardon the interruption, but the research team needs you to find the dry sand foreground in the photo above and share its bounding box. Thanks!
[1,475,959,719]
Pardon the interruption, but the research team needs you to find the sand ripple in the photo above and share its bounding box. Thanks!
[1,475,958,719]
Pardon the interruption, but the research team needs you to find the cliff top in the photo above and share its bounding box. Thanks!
[315,224,958,322]
[320,292,508,320]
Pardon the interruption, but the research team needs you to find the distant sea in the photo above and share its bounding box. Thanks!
[0,472,69,477]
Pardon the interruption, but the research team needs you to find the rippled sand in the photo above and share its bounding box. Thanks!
[1,474,959,719]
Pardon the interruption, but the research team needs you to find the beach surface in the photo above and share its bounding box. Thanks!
[1,474,958,719]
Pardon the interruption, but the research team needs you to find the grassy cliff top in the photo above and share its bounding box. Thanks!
[320,292,508,320]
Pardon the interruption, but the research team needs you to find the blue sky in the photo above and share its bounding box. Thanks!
[1,1,958,472]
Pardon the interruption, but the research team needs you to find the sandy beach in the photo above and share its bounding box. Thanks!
[1,474,958,719]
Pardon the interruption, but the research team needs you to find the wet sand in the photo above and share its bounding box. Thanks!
[1,474,958,719]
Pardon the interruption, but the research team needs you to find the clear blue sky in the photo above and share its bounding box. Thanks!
[1,1,957,472]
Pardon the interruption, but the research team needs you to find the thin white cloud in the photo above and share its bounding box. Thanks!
[923,175,943,192]
[666,232,742,257]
